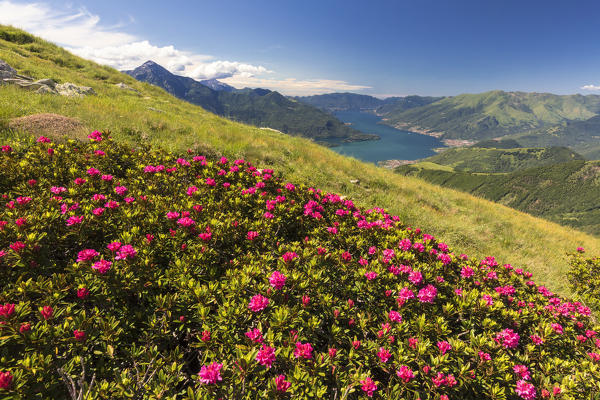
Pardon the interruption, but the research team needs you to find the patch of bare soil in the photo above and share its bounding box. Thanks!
[8,113,88,140]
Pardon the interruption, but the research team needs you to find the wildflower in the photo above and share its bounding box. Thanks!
[248,295,269,312]
[201,330,211,342]
[9,241,25,252]
[0,304,15,319]
[437,340,452,355]
[245,328,263,343]
[530,335,544,345]
[377,347,391,363]
[294,342,313,359]
[247,231,259,240]
[360,377,377,397]
[101,174,113,181]
[269,271,286,290]
[417,285,437,303]
[73,330,86,341]
[92,259,112,274]
[513,364,531,380]
[389,310,402,323]
[461,266,474,278]
[550,323,563,335]
[77,249,99,263]
[515,380,537,400]
[0,371,13,389]
[496,328,520,349]
[352,340,361,349]
[107,242,122,252]
[408,270,423,285]
[396,366,414,383]
[66,215,84,226]
[282,252,298,263]
[115,245,137,260]
[198,362,222,385]
[177,217,195,227]
[365,271,378,280]
[87,130,103,141]
[275,375,291,392]
[302,295,310,307]
[328,348,337,358]
[19,323,31,333]
[77,287,90,299]
[479,351,491,361]
[87,167,100,176]
[256,345,276,368]
[40,306,53,320]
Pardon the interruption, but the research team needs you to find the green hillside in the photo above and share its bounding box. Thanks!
[382,90,600,141]
[397,158,600,235]
[505,115,600,159]
[1,25,599,295]
[421,146,584,173]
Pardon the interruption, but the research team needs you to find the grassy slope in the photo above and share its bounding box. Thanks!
[382,90,600,140]
[421,146,584,173]
[1,25,599,295]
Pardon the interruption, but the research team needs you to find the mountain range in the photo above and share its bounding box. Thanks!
[296,91,600,158]
[125,61,376,144]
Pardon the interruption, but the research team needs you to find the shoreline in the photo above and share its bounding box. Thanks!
[383,121,475,147]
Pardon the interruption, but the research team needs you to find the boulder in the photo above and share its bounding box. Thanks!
[36,85,58,95]
[34,78,56,88]
[115,82,140,94]
[56,82,96,97]
[0,59,16,79]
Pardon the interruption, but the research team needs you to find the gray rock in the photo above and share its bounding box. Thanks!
[34,78,56,88]
[115,82,140,94]
[36,85,58,95]
[350,179,360,184]
[56,82,96,97]
[0,59,16,80]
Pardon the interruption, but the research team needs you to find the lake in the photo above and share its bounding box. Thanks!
[330,111,445,163]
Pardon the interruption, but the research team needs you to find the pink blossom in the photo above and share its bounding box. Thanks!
[77,249,99,263]
[282,251,298,263]
[274,375,291,392]
[388,310,402,323]
[396,366,414,383]
[0,303,15,319]
[269,271,286,290]
[87,130,103,141]
[248,294,269,312]
[365,271,378,281]
[496,328,520,349]
[92,259,112,274]
[247,231,259,240]
[245,328,263,343]
[377,347,391,363]
[66,216,84,226]
[177,217,196,227]
[437,340,452,355]
[115,244,137,260]
[166,211,180,220]
[101,174,113,181]
[515,380,537,400]
[107,242,122,252]
[294,342,313,359]
[530,335,544,345]
[461,266,474,278]
[360,377,377,397]
[198,362,222,385]
[114,186,128,196]
[479,351,491,361]
[408,270,423,285]
[255,345,276,368]
[417,285,437,303]
[87,167,100,176]
[513,364,531,380]
[398,238,411,251]
[550,323,563,335]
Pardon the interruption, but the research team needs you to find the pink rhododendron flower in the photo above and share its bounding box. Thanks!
[73,329,86,341]
[515,380,537,400]
[92,260,112,274]
[275,375,291,392]
[282,251,298,263]
[417,285,437,303]
[10,241,25,252]
[77,249,99,263]
[328,347,337,358]
[40,305,53,320]
[496,328,520,349]
[398,238,411,251]
[396,366,414,383]
[513,364,530,380]
[248,294,269,312]
[255,344,276,368]
[269,271,286,290]
[87,167,100,176]
[408,270,423,285]
[115,245,137,260]
[198,362,222,385]
[437,340,452,355]
[245,328,263,343]
[365,271,378,280]
[87,130,103,141]
[77,287,89,299]
[377,347,391,363]
[0,371,13,389]
[0,303,15,319]
[389,310,402,323]
[177,217,195,227]
[479,351,491,361]
[294,342,313,359]
[360,377,377,397]
[551,323,563,334]
[247,231,259,240]
[530,335,544,345]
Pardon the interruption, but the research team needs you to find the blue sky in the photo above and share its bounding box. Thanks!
[1,0,600,96]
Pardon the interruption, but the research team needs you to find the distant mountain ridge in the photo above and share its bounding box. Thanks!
[125,61,375,143]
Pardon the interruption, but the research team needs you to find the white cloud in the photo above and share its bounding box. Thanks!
[581,84,600,91]
[221,76,371,96]
[0,1,370,94]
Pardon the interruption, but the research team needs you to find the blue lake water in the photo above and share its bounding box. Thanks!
[330,111,445,163]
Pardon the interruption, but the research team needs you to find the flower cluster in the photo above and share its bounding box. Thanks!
[0,133,597,398]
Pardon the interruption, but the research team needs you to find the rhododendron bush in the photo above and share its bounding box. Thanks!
[0,132,599,399]
[568,250,600,314]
